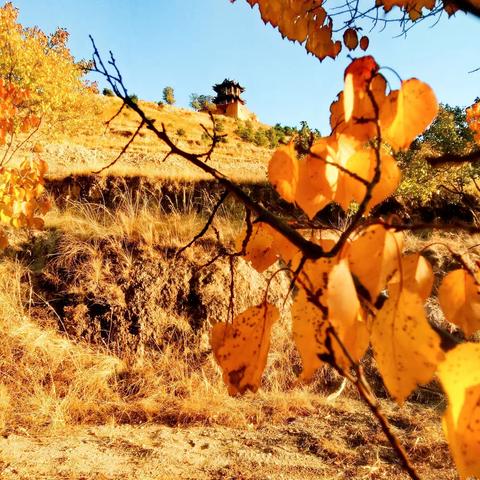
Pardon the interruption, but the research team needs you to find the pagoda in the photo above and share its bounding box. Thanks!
[211,79,254,120]
[213,79,245,106]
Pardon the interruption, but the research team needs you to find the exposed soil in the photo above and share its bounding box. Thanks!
[26,238,292,359]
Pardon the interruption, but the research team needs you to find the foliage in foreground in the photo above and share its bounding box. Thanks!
[211,54,480,479]
[93,38,480,476]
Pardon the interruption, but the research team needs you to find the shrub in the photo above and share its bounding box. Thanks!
[163,86,175,105]
[103,87,114,97]
[190,93,215,111]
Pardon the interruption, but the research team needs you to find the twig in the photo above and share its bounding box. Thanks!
[90,37,327,260]
[426,150,480,166]
[93,119,145,174]
[176,190,229,256]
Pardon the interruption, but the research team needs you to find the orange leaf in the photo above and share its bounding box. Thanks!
[268,143,298,203]
[343,28,358,51]
[438,343,480,479]
[359,35,369,51]
[383,79,438,150]
[389,253,434,300]
[292,287,330,381]
[438,269,480,337]
[237,222,277,273]
[328,259,369,370]
[211,302,279,395]
[371,287,443,404]
[347,225,403,302]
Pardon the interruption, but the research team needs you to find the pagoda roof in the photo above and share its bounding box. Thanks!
[213,79,245,93]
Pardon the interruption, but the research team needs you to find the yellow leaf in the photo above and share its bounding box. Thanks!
[328,259,369,370]
[371,287,444,403]
[268,143,298,203]
[211,302,279,396]
[384,79,438,150]
[330,72,388,143]
[237,221,298,270]
[337,148,401,211]
[237,222,277,273]
[390,253,434,300]
[292,287,330,381]
[438,269,480,337]
[295,154,331,219]
[438,343,480,479]
[343,73,355,123]
[347,225,404,302]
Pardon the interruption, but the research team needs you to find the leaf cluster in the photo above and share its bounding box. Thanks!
[0,80,50,248]
[211,56,480,479]
[0,2,99,136]
[237,0,460,61]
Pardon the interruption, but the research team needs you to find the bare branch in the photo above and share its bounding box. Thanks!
[426,150,480,166]
[176,190,230,256]
[93,119,145,174]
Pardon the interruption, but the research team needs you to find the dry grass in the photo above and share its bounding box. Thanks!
[44,190,243,249]
[0,231,324,435]
[0,197,460,478]
[5,97,273,183]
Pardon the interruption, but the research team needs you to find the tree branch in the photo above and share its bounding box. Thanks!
[426,149,480,166]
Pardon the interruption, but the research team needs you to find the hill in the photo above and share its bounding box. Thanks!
[43,96,274,183]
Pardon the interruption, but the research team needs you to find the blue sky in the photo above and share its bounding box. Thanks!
[12,0,480,132]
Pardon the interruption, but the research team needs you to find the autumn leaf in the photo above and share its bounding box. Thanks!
[295,151,332,219]
[328,259,369,370]
[371,287,444,404]
[237,221,298,271]
[237,222,277,273]
[330,72,388,142]
[466,101,480,144]
[438,269,480,337]
[292,257,369,379]
[347,225,404,302]
[211,302,279,395]
[438,343,480,479]
[343,28,358,51]
[377,0,436,20]
[336,148,401,211]
[359,36,369,51]
[292,287,330,381]
[383,79,438,150]
[268,142,298,203]
[389,253,434,300]
[0,229,8,250]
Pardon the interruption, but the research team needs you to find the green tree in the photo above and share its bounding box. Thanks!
[163,86,175,105]
[190,93,214,111]
[421,104,474,155]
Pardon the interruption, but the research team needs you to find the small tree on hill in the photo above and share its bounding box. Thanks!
[190,93,215,111]
[163,86,175,105]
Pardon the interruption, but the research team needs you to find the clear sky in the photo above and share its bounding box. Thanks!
[12,0,480,132]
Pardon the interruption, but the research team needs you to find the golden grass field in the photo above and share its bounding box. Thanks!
[0,97,466,479]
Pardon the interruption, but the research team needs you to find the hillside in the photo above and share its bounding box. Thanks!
[43,97,274,183]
